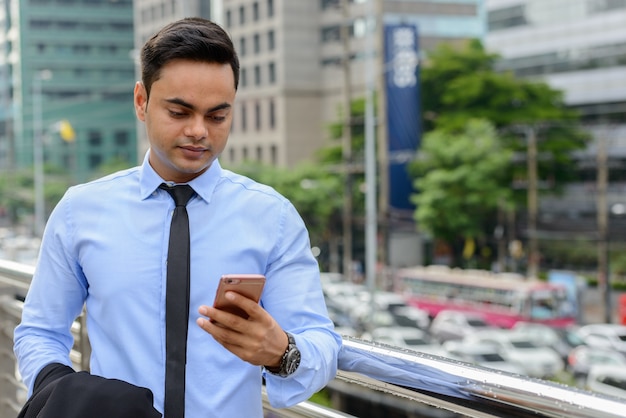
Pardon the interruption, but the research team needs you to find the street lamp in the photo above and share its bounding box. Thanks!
[32,69,52,237]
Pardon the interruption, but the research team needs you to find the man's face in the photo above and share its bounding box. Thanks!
[134,60,236,183]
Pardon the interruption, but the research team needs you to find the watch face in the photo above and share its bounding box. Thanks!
[284,348,301,375]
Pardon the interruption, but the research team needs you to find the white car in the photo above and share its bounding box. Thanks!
[578,324,626,357]
[362,326,444,356]
[567,345,626,386]
[442,340,526,375]
[390,305,431,330]
[586,365,626,400]
[511,322,584,362]
[463,329,564,378]
[429,310,496,343]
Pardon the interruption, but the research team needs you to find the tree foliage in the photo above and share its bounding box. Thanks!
[411,40,589,265]
[0,165,72,226]
[410,119,512,265]
[421,40,589,204]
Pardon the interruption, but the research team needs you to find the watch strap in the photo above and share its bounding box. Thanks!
[265,332,300,377]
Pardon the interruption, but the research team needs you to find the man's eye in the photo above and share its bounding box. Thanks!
[169,110,186,117]
[208,114,227,122]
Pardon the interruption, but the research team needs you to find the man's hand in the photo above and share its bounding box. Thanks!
[197,291,287,368]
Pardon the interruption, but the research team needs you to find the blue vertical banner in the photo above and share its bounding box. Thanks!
[384,23,421,211]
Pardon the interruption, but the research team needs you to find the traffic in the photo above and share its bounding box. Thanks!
[321,270,626,400]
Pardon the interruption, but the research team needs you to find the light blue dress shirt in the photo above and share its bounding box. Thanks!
[14,151,341,417]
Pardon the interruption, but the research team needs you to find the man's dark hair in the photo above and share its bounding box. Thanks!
[140,17,240,97]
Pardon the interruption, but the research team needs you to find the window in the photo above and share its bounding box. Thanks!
[256,145,263,161]
[267,0,274,17]
[62,153,72,168]
[114,130,129,146]
[269,99,275,129]
[321,26,340,43]
[254,65,261,86]
[488,5,527,31]
[58,21,79,30]
[270,145,277,165]
[254,33,261,54]
[588,0,626,13]
[239,37,246,56]
[253,2,260,20]
[268,30,275,50]
[88,130,102,146]
[268,62,276,84]
[255,102,261,130]
[321,0,340,10]
[89,154,102,169]
[226,9,232,27]
[73,44,90,54]
[239,5,245,25]
[240,67,247,88]
[30,20,52,29]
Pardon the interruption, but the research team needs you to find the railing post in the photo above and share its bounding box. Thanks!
[0,295,23,418]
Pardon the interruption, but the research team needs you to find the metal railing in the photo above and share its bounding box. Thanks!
[2,259,626,418]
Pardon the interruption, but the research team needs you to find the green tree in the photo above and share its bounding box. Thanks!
[0,164,72,228]
[410,119,512,266]
[89,157,135,180]
[421,39,588,205]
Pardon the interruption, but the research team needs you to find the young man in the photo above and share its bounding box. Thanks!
[14,17,341,417]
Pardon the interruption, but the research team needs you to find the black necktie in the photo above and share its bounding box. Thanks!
[159,183,195,418]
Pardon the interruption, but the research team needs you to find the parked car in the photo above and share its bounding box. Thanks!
[567,345,626,386]
[586,365,626,400]
[463,329,564,378]
[349,291,430,330]
[389,305,431,330]
[442,340,526,375]
[362,326,444,356]
[429,310,496,343]
[512,322,585,362]
[578,324,626,357]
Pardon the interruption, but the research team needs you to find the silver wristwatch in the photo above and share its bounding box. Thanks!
[266,332,301,377]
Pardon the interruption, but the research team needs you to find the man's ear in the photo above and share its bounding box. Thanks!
[134,82,148,121]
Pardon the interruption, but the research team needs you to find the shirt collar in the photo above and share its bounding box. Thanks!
[139,149,222,204]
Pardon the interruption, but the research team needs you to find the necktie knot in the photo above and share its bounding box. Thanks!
[160,183,195,207]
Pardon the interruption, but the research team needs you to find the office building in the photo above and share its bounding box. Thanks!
[133,0,484,168]
[0,0,136,183]
[219,0,484,168]
[485,0,626,235]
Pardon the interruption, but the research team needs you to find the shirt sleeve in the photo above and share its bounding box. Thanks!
[13,191,88,395]
[261,200,342,407]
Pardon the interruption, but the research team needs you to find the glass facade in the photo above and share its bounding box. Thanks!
[0,0,137,182]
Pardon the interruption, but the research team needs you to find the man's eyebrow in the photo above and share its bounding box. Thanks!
[164,98,231,113]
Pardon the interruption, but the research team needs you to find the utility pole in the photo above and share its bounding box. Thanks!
[340,0,354,280]
[364,0,377,294]
[526,125,539,278]
[32,70,52,237]
[596,129,611,323]
[375,0,388,269]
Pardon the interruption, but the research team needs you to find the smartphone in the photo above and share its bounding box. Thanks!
[213,274,266,319]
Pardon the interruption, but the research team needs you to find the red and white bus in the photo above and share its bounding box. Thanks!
[394,266,577,329]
